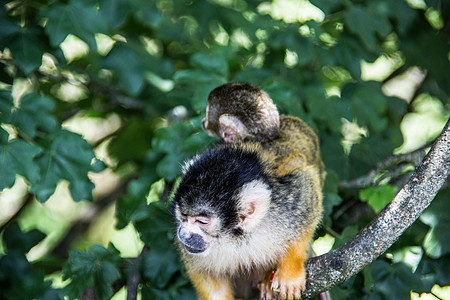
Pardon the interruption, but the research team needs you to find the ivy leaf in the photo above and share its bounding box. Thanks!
[347,83,388,133]
[0,90,14,123]
[416,256,450,291]
[134,201,173,246]
[2,223,46,254]
[142,246,179,289]
[151,122,207,181]
[116,178,154,230]
[31,130,97,202]
[0,129,41,190]
[190,53,229,77]
[420,188,450,258]
[12,93,58,138]
[360,185,397,213]
[333,225,359,249]
[344,5,392,51]
[0,10,46,74]
[0,252,53,300]
[7,26,49,74]
[310,0,342,15]
[369,260,422,299]
[99,0,133,29]
[63,245,121,300]
[101,45,146,96]
[0,9,19,41]
[39,0,108,49]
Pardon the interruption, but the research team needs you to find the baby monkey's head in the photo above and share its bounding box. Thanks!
[203,83,280,143]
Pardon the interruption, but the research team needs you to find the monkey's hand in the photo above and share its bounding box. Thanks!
[271,266,306,300]
[270,234,313,300]
[259,271,278,300]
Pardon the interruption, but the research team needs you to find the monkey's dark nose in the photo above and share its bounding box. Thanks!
[184,233,207,254]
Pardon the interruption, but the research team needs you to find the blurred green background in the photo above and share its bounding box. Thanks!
[0,0,449,299]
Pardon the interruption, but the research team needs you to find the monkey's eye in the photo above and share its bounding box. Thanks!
[195,217,210,225]
[178,210,188,221]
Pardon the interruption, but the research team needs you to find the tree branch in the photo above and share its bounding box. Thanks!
[126,246,148,300]
[338,145,429,189]
[303,117,450,298]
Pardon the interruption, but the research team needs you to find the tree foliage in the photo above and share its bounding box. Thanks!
[0,0,449,299]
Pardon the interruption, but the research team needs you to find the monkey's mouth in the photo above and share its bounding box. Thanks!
[184,244,207,254]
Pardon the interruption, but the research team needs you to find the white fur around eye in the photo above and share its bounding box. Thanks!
[238,179,271,230]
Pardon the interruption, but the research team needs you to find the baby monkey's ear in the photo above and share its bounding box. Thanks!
[237,179,271,231]
[218,114,251,142]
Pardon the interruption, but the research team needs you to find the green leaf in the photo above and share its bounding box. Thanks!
[116,179,153,230]
[420,188,450,258]
[108,119,154,165]
[360,185,396,213]
[0,130,42,190]
[347,83,388,133]
[344,5,392,51]
[99,0,133,29]
[100,45,146,96]
[12,93,58,138]
[134,201,173,246]
[151,121,211,180]
[142,245,179,288]
[0,90,14,123]
[190,53,229,77]
[333,225,359,249]
[31,130,97,202]
[2,223,46,253]
[0,9,19,41]
[369,260,422,299]
[309,0,342,15]
[363,264,374,292]
[39,0,108,49]
[63,245,121,300]
[268,25,315,66]
[0,252,53,300]
[415,256,450,291]
[4,26,48,74]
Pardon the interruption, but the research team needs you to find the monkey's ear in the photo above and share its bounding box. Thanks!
[238,179,270,230]
[218,114,251,142]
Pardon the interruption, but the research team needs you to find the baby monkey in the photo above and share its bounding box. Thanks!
[203,83,323,178]
[173,83,323,300]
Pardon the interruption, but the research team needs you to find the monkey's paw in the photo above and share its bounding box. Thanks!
[270,269,306,300]
[258,276,278,300]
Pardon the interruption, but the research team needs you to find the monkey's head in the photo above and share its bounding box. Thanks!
[172,145,272,256]
[203,83,280,143]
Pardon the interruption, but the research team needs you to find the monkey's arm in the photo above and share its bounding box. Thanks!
[273,229,315,300]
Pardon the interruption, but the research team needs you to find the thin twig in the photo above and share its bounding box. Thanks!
[338,145,429,189]
[126,246,149,300]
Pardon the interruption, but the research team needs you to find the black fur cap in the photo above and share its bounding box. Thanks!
[173,145,270,232]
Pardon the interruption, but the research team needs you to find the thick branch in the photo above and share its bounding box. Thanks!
[303,117,450,298]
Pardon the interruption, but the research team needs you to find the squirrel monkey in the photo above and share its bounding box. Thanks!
[173,83,323,300]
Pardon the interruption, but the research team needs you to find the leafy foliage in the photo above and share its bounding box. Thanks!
[0,0,449,299]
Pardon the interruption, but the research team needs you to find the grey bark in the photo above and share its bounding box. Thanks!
[303,117,450,298]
